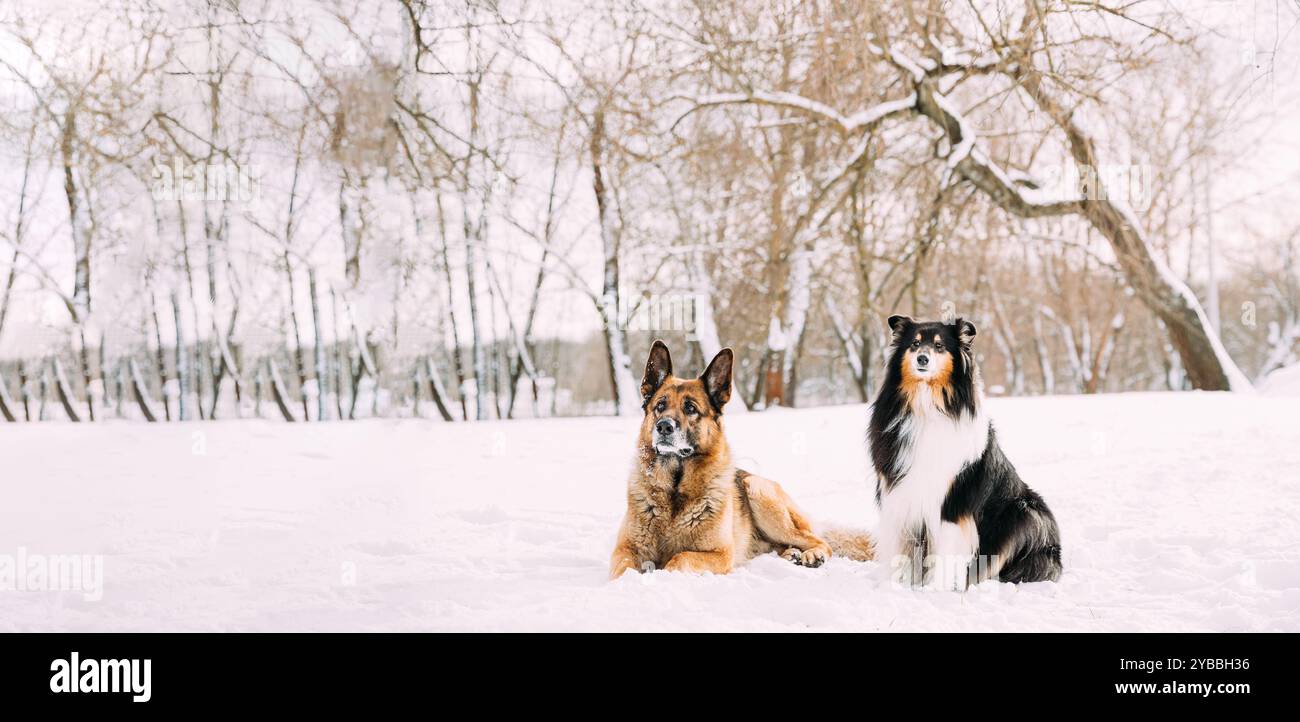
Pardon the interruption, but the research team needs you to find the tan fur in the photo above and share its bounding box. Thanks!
[957,515,977,541]
[900,341,954,409]
[610,360,874,579]
[820,527,877,562]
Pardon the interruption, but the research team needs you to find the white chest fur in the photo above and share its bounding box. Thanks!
[876,392,988,564]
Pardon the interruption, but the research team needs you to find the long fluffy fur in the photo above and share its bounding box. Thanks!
[867,315,1062,588]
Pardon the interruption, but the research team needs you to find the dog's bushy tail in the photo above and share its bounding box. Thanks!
[822,527,876,561]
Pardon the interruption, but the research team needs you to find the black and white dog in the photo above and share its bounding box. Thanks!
[868,315,1062,589]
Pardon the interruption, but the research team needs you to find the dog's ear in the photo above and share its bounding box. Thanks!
[699,348,733,413]
[641,340,673,406]
[887,314,913,334]
[954,317,977,346]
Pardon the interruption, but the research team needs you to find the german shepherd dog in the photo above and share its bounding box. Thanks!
[610,341,874,578]
[868,315,1062,589]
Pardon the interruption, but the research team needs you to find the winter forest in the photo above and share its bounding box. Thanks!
[1,0,1297,424]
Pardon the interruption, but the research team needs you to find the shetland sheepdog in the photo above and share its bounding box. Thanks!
[867,315,1062,589]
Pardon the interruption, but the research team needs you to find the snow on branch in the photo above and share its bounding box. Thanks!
[860,43,1079,215]
[911,80,1084,218]
[673,90,916,136]
[843,94,919,131]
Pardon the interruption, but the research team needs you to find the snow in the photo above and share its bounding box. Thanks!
[930,89,974,168]
[684,90,915,135]
[1261,363,1300,395]
[765,315,786,351]
[842,93,917,132]
[2,392,1297,631]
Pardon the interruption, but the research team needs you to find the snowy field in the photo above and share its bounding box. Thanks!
[2,391,1298,632]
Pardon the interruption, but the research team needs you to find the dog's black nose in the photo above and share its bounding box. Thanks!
[655,419,676,436]
[917,354,929,367]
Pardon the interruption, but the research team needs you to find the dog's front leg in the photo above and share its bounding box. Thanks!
[929,518,978,591]
[663,549,733,575]
[609,514,649,580]
[880,523,927,587]
[609,546,643,579]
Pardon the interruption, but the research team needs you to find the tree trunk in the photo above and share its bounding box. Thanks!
[266,358,298,422]
[330,288,348,420]
[61,110,99,421]
[176,200,208,420]
[171,292,190,420]
[433,193,469,420]
[485,255,541,420]
[0,124,36,345]
[988,287,1025,394]
[281,251,311,420]
[62,110,91,327]
[589,106,640,416]
[52,357,81,422]
[149,291,172,420]
[339,174,365,291]
[461,201,489,420]
[424,357,455,422]
[824,295,870,402]
[1031,313,1055,395]
[689,254,748,413]
[38,361,49,421]
[253,366,264,418]
[308,267,330,421]
[18,360,31,421]
[0,368,16,422]
[128,357,159,422]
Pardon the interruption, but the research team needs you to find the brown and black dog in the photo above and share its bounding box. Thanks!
[610,340,874,578]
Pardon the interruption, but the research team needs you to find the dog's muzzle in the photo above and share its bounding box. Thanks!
[653,419,693,457]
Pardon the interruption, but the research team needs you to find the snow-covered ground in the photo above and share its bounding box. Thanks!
[2,392,1297,632]
[1262,362,1300,396]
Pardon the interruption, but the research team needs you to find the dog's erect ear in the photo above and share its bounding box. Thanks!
[887,314,913,334]
[699,348,733,413]
[955,317,977,346]
[641,340,673,406]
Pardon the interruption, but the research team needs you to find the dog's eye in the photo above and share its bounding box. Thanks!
[910,341,920,350]
[684,400,698,415]
[934,342,945,352]
[654,399,666,413]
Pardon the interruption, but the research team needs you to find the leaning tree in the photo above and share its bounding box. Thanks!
[670,0,1249,391]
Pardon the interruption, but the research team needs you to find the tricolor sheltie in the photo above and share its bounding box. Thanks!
[868,315,1062,589]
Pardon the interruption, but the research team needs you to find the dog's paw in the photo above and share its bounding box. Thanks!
[663,555,694,573]
[926,555,972,591]
[609,557,640,580]
[781,547,827,568]
[799,547,828,568]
